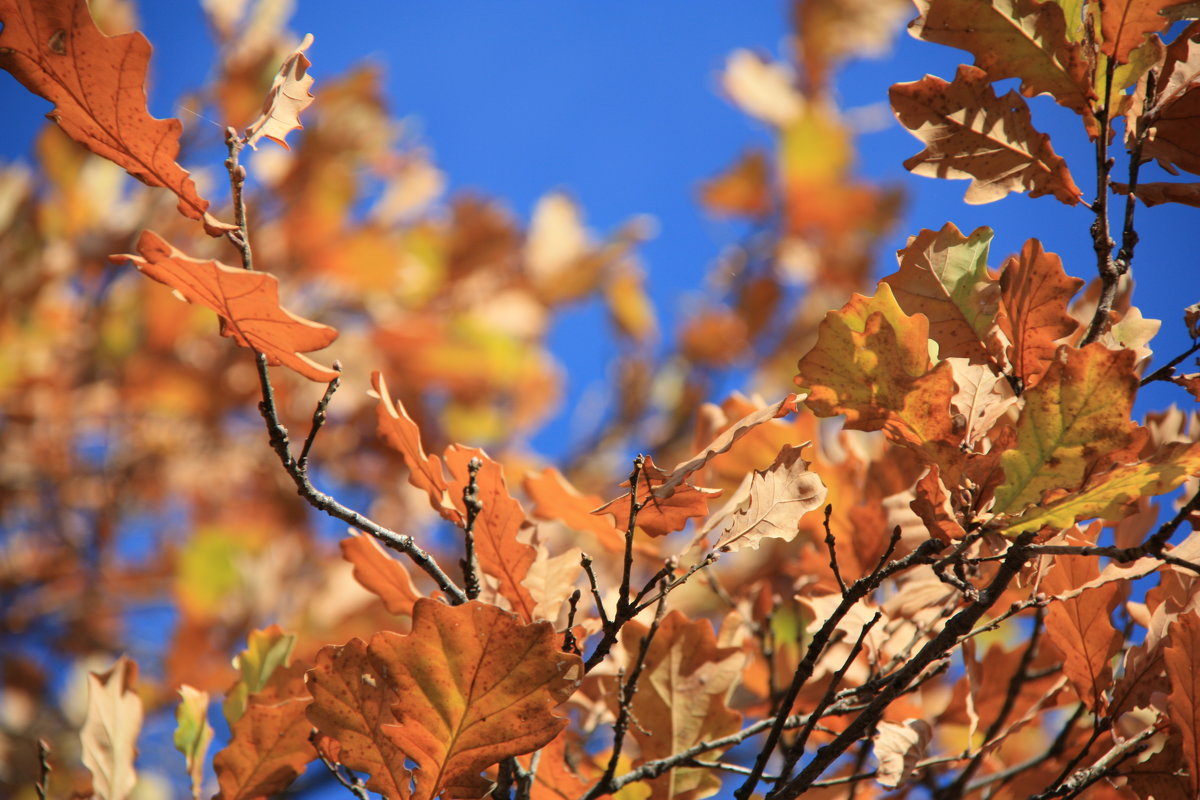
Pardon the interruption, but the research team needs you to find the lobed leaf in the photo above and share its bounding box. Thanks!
[997,238,1084,390]
[1042,553,1123,712]
[340,533,422,617]
[592,455,722,538]
[1165,611,1200,797]
[81,655,143,800]
[244,33,315,150]
[0,0,229,234]
[714,443,827,553]
[890,65,1082,205]
[1099,0,1177,63]
[872,719,933,789]
[213,698,314,800]
[115,231,339,382]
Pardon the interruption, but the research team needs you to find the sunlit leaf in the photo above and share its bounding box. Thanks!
[340,533,422,617]
[998,238,1085,390]
[213,698,314,800]
[715,444,827,553]
[872,719,932,789]
[1165,611,1200,797]
[1042,552,1123,711]
[174,686,214,800]
[81,655,143,800]
[244,33,315,150]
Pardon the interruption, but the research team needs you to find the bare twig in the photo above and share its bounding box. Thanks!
[1139,339,1200,387]
[460,457,483,600]
[1031,723,1159,800]
[222,131,466,605]
[1082,57,1121,347]
[563,588,582,655]
[297,362,341,473]
[823,505,847,593]
[35,739,50,800]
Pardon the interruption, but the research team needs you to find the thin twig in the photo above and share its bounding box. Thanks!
[823,505,847,593]
[1082,56,1120,347]
[563,589,582,655]
[460,457,483,600]
[1139,339,1200,387]
[35,738,50,800]
[1031,723,1159,800]
[297,362,342,473]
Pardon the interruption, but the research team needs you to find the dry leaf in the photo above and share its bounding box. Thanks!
[715,444,827,552]
[340,533,422,617]
[81,655,143,800]
[245,32,315,149]
[872,719,932,788]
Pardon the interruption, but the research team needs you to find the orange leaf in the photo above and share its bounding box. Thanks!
[523,732,590,800]
[306,638,413,800]
[1100,0,1177,63]
[115,231,338,382]
[445,446,538,621]
[245,33,315,150]
[592,455,722,538]
[370,599,582,800]
[214,698,314,800]
[81,655,143,800]
[371,371,460,523]
[340,533,422,617]
[699,149,773,218]
[0,0,229,234]
[910,466,967,541]
[523,467,628,554]
[1042,552,1123,711]
[1165,610,1200,796]
[611,612,744,800]
[890,65,1082,205]
[998,239,1084,390]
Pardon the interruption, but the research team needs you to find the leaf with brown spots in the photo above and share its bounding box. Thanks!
[0,0,230,234]
[890,65,1082,205]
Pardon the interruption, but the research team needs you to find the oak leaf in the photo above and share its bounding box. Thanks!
[213,697,314,800]
[948,359,1018,450]
[371,371,460,523]
[115,231,339,382]
[908,0,1094,120]
[592,455,722,538]
[882,222,1004,365]
[81,655,143,800]
[1142,85,1200,175]
[910,466,967,541]
[872,719,932,789]
[0,0,229,234]
[522,531,582,623]
[699,149,772,218]
[523,467,628,554]
[611,612,744,800]
[1114,181,1200,207]
[998,239,1085,390]
[1100,0,1178,63]
[714,444,827,553]
[223,625,297,726]
[370,599,582,800]
[890,65,1082,205]
[445,446,538,620]
[340,533,422,617]
[992,345,1144,518]
[1042,553,1123,711]
[1165,610,1200,797]
[306,638,413,800]
[244,33,315,150]
[174,686,214,800]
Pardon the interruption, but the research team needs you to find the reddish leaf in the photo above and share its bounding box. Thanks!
[1114,181,1200,207]
[523,467,628,554]
[115,231,338,382]
[1042,553,1123,711]
[445,446,539,621]
[890,65,1082,205]
[1165,610,1200,796]
[523,732,590,800]
[998,238,1085,390]
[910,466,967,541]
[81,655,143,800]
[214,698,314,800]
[244,33,315,150]
[306,638,412,800]
[1100,0,1177,63]
[370,599,582,800]
[1142,85,1200,176]
[592,455,722,538]
[371,371,460,523]
[0,0,229,234]
[340,533,422,617]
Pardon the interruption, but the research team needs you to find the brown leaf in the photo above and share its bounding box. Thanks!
[306,638,412,800]
[81,655,143,800]
[244,33,315,150]
[611,612,744,800]
[872,719,932,789]
[948,358,1018,450]
[114,231,338,382]
[214,697,314,800]
[592,455,722,538]
[0,0,229,234]
[1114,181,1200,207]
[370,599,581,800]
[1100,0,1178,63]
[890,65,1082,205]
[909,0,1094,119]
[340,533,422,617]
[910,466,967,541]
[523,467,628,554]
[371,371,460,523]
[998,239,1085,390]
[699,149,773,218]
[445,446,538,621]
[1042,553,1123,712]
[715,444,827,552]
[1165,610,1200,796]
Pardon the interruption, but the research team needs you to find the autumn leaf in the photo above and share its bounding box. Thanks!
[1099,0,1177,63]
[223,625,297,726]
[115,231,339,382]
[1114,181,1200,207]
[174,686,214,800]
[1042,552,1123,711]
[908,0,1094,121]
[0,0,230,234]
[244,33,315,150]
[213,698,314,800]
[882,222,1004,364]
[1165,610,1200,797]
[992,345,1144,518]
[592,455,722,538]
[306,638,413,800]
[368,599,581,800]
[340,533,422,617]
[522,531,583,623]
[714,444,827,553]
[999,440,1200,534]
[872,719,932,789]
[523,467,628,554]
[910,466,967,541]
[890,65,1082,205]
[611,612,744,800]
[948,359,1018,450]
[721,49,802,127]
[795,283,964,478]
[700,149,773,218]
[998,239,1085,390]
[81,655,143,800]
[445,446,538,620]
[1141,85,1200,176]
